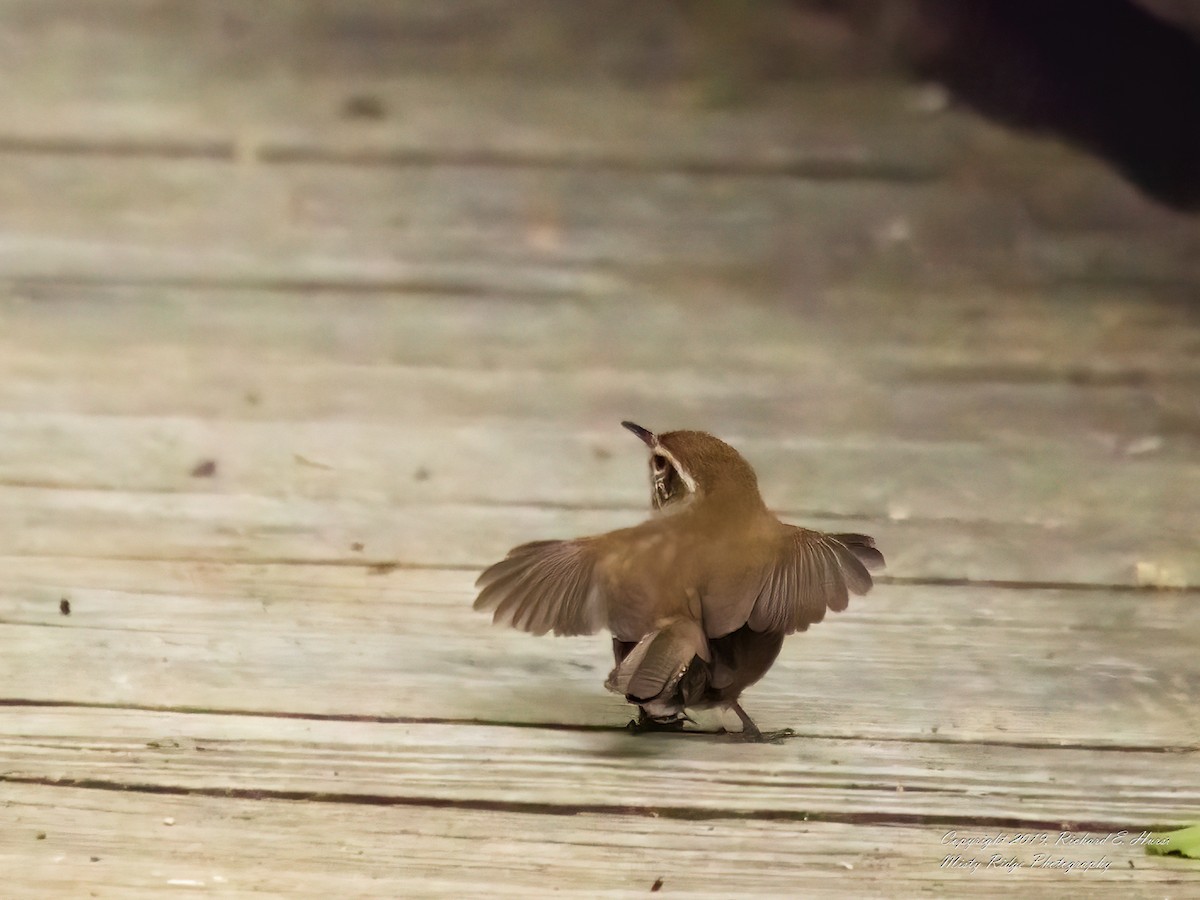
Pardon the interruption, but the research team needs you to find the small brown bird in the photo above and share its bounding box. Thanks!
[474,422,884,741]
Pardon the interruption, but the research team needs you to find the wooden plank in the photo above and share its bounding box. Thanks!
[0,156,1022,289]
[5,282,1200,416]
[0,481,1194,587]
[5,282,1199,383]
[2,562,1196,746]
[0,410,1194,542]
[0,0,954,176]
[3,318,1196,466]
[0,156,956,289]
[2,708,1198,826]
[0,0,874,89]
[0,154,1195,293]
[5,784,1192,899]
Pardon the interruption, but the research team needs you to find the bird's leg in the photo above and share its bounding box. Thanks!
[727,702,795,744]
[730,702,763,740]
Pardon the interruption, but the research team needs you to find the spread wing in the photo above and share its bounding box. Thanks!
[746,529,885,635]
[473,538,609,636]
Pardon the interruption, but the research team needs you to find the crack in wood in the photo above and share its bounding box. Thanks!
[2,551,1197,595]
[878,576,1200,595]
[0,135,939,183]
[5,272,572,299]
[0,136,234,160]
[898,364,1200,387]
[256,144,940,183]
[1,700,1194,754]
[0,773,1179,834]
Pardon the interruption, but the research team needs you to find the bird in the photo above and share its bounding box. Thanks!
[473,421,884,741]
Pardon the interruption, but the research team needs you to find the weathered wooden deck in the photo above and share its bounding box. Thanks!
[1,2,1198,896]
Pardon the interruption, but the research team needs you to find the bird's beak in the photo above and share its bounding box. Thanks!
[621,420,655,446]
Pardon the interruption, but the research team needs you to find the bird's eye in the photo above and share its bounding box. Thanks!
[652,454,669,472]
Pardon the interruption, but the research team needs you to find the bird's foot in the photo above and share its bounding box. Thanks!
[626,710,689,735]
[725,702,794,743]
[724,726,796,744]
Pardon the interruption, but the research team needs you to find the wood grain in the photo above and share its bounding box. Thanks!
[3,709,1199,827]
[0,0,1195,296]
[0,0,955,176]
[0,408,1194,539]
[5,784,1192,899]
[0,483,1195,587]
[1,283,1195,588]
[0,151,1195,293]
[5,280,1199,379]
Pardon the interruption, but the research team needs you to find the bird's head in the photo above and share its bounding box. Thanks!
[621,421,764,515]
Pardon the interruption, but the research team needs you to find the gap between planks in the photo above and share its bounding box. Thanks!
[0,135,941,183]
[3,711,1197,827]
[1,773,1184,836]
[0,700,1196,755]
[1,552,1198,596]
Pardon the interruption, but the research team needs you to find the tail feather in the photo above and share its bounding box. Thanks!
[605,619,709,708]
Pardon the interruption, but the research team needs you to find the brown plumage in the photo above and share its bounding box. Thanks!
[473,422,885,740]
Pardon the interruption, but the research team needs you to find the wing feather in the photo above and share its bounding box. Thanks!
[474,539,606,636]
[747,527,883,635]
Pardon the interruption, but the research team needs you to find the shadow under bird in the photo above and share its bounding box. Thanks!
[473,422,885,741]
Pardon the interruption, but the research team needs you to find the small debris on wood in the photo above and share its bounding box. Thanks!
[350,542,365,552]
[651,877,664,892]
[294,454,335,470]
[59,598,70,616]
[90,857,100,863]
[342,93,387,120]
[163,817,175,827]
[413,466,431,481]
[368,563,399,576]
[190,459,217,478]
[35,832,46,841]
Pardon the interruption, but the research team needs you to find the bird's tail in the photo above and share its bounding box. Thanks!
[605,618,710,712]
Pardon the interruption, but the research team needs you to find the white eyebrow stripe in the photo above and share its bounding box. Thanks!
[653,444,696,494]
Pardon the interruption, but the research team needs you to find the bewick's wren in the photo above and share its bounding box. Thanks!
[474,421,884,741]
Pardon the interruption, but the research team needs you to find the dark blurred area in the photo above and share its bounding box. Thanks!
[801,0,1200,210]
